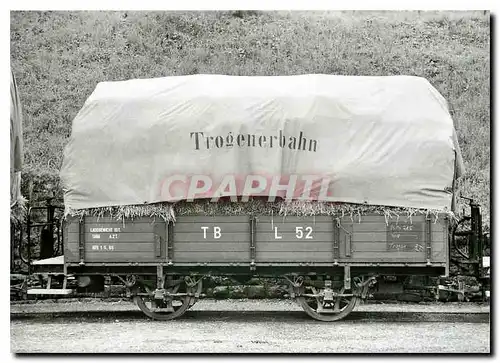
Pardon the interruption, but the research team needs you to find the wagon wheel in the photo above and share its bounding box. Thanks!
[296,284,359,322]
[452,216,472,259]
[134,276,193,321]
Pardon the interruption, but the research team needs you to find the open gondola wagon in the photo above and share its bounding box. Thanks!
[25,75,488,321]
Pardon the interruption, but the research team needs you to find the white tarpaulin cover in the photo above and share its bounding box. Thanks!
[60,74,464,211]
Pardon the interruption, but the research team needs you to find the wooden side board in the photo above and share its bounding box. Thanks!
[64,213,448,265]
[338,215,447,263]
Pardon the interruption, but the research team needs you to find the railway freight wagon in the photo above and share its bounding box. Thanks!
[27,74,482,321]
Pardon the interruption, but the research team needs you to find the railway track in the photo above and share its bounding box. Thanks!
[10,299,490,323]
[10,310,490,324]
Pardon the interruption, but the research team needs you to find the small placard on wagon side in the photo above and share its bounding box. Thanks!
[386,222,425,252]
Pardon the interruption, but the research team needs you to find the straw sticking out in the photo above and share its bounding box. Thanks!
[65,198,456,225]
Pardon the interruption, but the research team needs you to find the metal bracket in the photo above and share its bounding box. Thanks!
[323,280,334,302]
[167,221,174,265]
[184,275,204,288]
[345,234,352,257]
[336,218,352,258]
[154,234,162,258]
[154,289,166,300]
[437,282,466,302]
[284,275,304,299]
[193,277,203,298]
[157,264,164,290]
[425,216,432,265]
[344,266,351,290]
[250,217,256,270]
[355,276,378,299]
[185,275,204,298]
[116,275,137,289]
[78,216,85,266]
[333,218,340,263]
[284,275,304,288]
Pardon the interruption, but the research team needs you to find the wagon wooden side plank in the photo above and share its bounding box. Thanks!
[63,213,449,267]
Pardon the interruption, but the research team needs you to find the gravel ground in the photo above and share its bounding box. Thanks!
[11,318,490,353]
[11,299,490,353]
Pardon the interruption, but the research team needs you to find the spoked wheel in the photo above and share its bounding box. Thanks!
[134,276,193,321]
[296,283,359,322]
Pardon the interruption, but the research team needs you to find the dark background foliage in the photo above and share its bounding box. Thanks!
[10,10,490,228]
